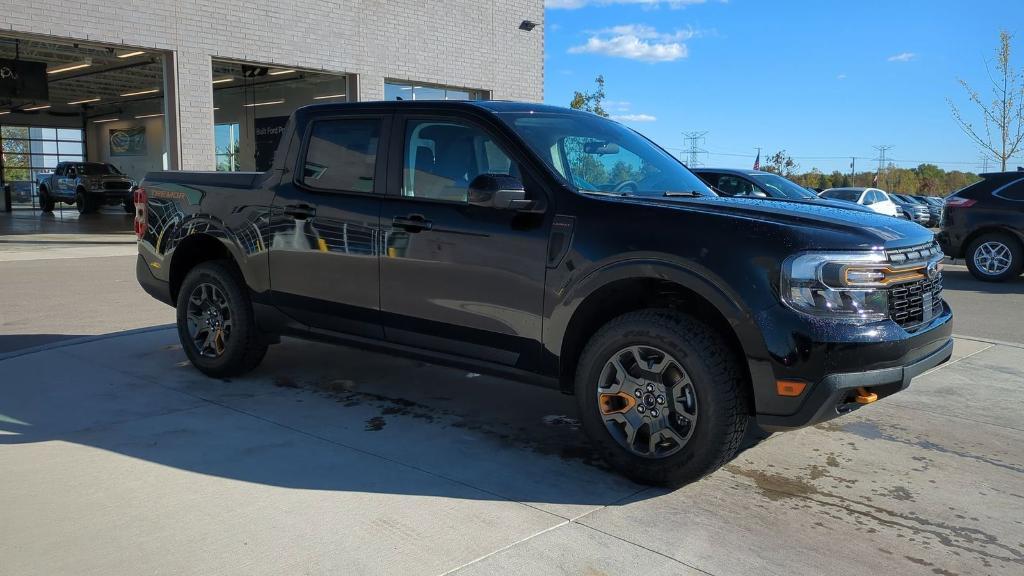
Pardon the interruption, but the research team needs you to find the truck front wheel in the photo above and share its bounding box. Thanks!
[76,191,94,214]
[176,261,268,378]
[575,309,749,486]
[38,188,55,212]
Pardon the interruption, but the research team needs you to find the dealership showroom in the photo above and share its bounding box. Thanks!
[0,0,543,229]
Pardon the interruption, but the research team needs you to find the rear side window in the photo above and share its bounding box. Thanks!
[993,178,1024,201]
[301,118,381,193]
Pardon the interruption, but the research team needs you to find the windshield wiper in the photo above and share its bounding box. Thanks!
[662,190,704,197]
[579,190,635,198]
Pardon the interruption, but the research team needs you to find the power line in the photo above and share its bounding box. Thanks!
[681,131,708,167]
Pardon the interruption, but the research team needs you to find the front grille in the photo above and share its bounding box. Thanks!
[885,241,944,328]
[104,181,132,190]
[888,275,943,328]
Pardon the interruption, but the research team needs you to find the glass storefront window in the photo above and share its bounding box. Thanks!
[215,123,240,172]
[384,81,485,101]
[1,125,85,208]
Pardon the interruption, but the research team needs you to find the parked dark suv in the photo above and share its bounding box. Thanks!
[136,101,952,486]
[938,171,1024,281]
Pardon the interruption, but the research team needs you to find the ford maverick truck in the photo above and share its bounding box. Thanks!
[136,101,953,485]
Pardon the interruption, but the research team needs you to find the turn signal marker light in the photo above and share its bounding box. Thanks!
[776,380,807,397]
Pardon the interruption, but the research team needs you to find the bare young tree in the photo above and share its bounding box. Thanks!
[949,31,1024,171]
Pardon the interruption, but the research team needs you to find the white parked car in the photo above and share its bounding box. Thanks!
[819,187,901,217]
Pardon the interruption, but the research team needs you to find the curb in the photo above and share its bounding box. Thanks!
[0,324,175,363]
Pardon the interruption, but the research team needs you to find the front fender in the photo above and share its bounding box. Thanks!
[543,256,775,393]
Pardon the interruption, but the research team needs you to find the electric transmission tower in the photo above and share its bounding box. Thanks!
[873,145,894,188]
[682,131,708,167]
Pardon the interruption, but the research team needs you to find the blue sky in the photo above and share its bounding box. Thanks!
[543,0,1024,174]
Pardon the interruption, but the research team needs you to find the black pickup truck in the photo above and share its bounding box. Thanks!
[136,101,952,485]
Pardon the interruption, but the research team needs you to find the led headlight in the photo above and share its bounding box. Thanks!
[781,251,890,322]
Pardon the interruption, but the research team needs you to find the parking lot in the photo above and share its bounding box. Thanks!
[1,218,1022,576]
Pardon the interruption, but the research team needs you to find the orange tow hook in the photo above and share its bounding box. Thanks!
[854,387,878,404]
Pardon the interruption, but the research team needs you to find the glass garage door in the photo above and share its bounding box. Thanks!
[1,126,85,209]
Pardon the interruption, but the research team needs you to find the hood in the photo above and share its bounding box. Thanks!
[618,195,935,249]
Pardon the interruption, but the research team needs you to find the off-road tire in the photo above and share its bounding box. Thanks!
[76,191,94,214]
[38,188,55,212]
[965,232,1023,282]
[575,309,749,486]
[176,261,268,377]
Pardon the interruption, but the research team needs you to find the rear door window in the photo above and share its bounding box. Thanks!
[301,118,382,194]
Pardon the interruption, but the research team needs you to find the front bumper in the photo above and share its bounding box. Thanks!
[757,336,952,430]
[751,299,953,431]
[87,189,133,205]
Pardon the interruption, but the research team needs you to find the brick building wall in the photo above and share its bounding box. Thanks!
[0,0,544,169]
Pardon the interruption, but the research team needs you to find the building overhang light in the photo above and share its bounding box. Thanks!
[22,104,51,111]
[313,94,346,100]
[268,69,296,76]
[0,111,10,116]
[120,89,160,97]
[212,77,234,84]
[135,113,164,119]
[48,60,91,74]
[116,50,146,59]
[519,20,538,31]
[243,100,285,107]
[68,98,101,105]
[92,118,120,123]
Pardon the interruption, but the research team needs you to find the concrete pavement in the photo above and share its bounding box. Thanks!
[1,329,1021,576]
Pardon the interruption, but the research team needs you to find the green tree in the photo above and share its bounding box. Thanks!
[761,150,800,177]
[570,75,609,118]
[949,30,1024,171]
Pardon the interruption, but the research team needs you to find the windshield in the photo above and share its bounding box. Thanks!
[78,163,119,176]
[499,112,714,197]
[749,173,818,199]
[821,189,861,202]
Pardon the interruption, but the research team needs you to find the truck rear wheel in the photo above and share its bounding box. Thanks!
[176,261,268,378]
[575,309,748,486]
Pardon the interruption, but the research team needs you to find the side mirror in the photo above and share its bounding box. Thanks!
[468,174,533,210]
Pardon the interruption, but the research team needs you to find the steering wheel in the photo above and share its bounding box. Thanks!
[614,180,639,193]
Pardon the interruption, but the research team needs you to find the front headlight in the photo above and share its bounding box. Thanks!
[781,251,890,323]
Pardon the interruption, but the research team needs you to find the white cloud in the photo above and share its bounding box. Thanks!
[887,52,916,62]
[837,73,847,80]
[548,0,709,9]
[611,113,657,122]
[569,24,695,62]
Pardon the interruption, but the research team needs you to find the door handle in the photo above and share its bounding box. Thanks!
[283,204,316,219]
[392,214,432,232]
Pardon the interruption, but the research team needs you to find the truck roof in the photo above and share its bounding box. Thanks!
[298,100,586,116]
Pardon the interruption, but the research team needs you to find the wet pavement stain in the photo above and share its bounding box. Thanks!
[724,465,1023,569]
[816,418,1024,474]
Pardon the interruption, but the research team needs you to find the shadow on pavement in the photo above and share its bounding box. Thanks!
[0,328,774,508]
[0,334,88,354]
